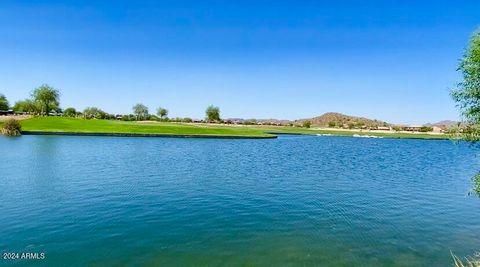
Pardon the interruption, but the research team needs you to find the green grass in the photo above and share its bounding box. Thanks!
[16,116,451,139]
[20,117,274,137]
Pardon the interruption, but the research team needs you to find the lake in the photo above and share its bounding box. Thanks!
[1,135,479,266]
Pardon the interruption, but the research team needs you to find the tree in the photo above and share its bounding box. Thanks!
[452,28,480,208]
[63,107,77,117]
[12,99,40,114]
[31,84,60,116]
[452,28,480,140]
[392,126,402,132]
[133,103,149,120]
[205,105,220,122]
[303,120,312,128]
[156,107,168,119]
[0,94,9,111]
[83,107,106,119]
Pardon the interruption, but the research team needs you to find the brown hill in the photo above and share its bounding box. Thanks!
[424,120,459,128]
[298,112,388,127]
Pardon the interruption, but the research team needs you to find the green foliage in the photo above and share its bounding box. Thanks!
[156,107,168,119]
[31,84,60,116]
[303,120,312,128]
[206,105,221,122]
[121,114,132,121]
[0,93,9,111]
[328,121,336,128]
[133,103,149,120]
[12,99,40,114]
[243,119,257,125]
[419,126,433,132]
[451,28,480,140]
[1,119,21,136]
[461,125,480,142]
[63,107,77,117]
[452,29,480,123]
[83,107,106,119]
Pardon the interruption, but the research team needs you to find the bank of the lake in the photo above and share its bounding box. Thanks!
[19,117,275,138]
[16,117,450,140]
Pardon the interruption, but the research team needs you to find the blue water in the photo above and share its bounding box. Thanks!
[0,135,479,266]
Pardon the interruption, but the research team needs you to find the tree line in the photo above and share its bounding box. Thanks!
[0,85,222,122]
[1,84,60,115]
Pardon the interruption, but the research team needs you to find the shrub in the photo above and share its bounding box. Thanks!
[419,126,433,132]
[1,119,22,136]
[303,120,312,128]
[83,107,106,119]
[243,119,257,125]
[63,107,77,117]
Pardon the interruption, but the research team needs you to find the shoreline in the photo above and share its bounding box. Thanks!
[18,130,451,141]
[9,117,453,140]
[21,131,278,139]
[267,131,451,140]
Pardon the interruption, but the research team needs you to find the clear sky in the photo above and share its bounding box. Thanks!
[0,0,479,124]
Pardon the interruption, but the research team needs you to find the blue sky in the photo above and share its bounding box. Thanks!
[0,0,479,124]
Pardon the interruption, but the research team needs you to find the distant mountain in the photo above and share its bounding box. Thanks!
[298,112,388,127]
[229,113,457,128]
[424,120,459,128]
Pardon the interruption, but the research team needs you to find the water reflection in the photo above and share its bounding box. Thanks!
[472,173,480,197]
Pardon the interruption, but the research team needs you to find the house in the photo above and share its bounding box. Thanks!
[403,125,423,132]
[432,126,443,133]
[0,109,14,116]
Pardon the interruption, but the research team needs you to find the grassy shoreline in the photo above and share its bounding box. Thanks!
[18,117,275,138]
[0,117,452,140]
